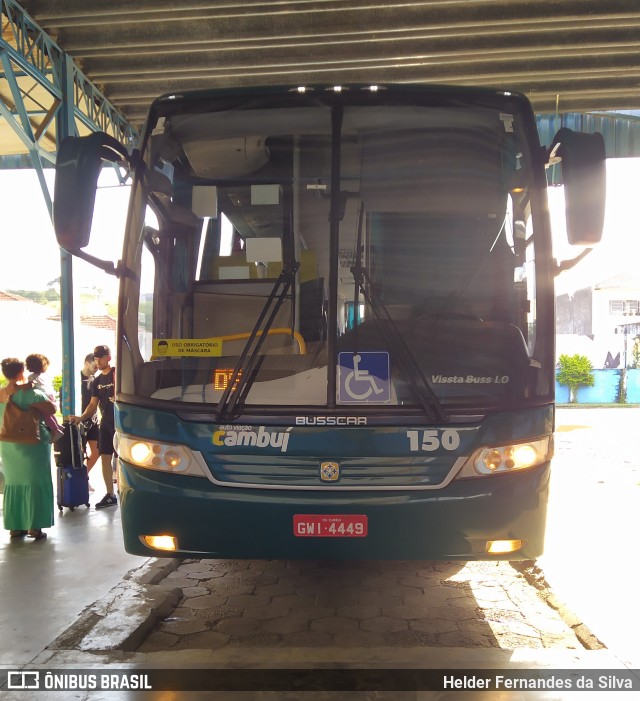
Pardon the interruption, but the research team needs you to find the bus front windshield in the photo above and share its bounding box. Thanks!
[119,89,553,416]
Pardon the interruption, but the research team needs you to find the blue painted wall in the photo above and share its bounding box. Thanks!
[555,381,570,403]
[556,369,621,404]
[626,369,640,404]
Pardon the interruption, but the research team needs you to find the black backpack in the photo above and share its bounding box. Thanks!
[53,422,85,468]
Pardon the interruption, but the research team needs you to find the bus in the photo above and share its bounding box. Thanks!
[53,84,605,560]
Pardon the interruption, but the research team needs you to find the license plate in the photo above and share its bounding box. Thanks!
[293,514,368,538]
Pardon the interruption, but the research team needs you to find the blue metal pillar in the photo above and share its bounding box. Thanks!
[57,53,76,416]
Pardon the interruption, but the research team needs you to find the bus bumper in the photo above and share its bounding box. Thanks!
[118,460,550,560]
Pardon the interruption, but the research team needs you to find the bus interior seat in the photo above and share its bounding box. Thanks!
[264,248,318,281]
[299,249,319,282]
[210,254,259,280]
[191,290,295,353]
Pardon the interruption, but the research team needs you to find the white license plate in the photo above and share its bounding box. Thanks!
[293,514,368,538]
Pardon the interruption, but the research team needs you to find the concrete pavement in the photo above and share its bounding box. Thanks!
[0,464,144,666]
[134,559,580,652]
[539,406,640,668]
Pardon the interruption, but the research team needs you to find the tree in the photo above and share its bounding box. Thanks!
[631,336,640,370]
[52,375,63,407]
[556,353,595,403]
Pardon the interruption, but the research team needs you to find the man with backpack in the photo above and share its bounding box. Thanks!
[69,345,117,509]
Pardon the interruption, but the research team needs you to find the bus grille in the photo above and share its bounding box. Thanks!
[201,453,463,490]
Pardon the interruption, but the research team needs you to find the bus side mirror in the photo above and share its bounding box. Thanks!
[53,132,130,251]
[549,128,606,246]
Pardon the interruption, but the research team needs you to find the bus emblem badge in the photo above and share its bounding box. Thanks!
[320,461,340,482]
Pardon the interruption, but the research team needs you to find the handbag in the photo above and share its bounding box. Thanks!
[0,394,41,445]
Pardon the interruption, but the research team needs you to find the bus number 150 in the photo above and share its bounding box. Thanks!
[406,430,461,452]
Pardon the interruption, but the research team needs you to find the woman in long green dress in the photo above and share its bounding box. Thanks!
[0,358,56,539]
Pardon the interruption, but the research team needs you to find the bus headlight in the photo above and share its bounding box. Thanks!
[458,436,552,478]
[116,433,207,477]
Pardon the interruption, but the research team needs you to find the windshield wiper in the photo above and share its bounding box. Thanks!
[351,203,448,423]
[215,263,299,420]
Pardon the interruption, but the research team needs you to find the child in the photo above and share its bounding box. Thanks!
[25,354,64,443]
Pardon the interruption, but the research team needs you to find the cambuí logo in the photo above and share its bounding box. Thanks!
[212,426,293,453]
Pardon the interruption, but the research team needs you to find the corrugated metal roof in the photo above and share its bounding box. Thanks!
[13,0,640,129]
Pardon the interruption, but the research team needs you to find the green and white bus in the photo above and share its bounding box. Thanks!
[53,84,605,559]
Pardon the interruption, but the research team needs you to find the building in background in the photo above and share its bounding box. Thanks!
[556,270,640,369]
[0,290,116,409]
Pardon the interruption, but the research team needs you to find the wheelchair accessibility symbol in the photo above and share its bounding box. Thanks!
[338,352,390,403]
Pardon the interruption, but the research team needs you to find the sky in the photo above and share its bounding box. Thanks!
[0,158,639,298]
[550,157,640,295]
[0,168,129,296]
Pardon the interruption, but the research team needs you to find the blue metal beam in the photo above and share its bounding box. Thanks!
[1,0,136,415]
[1,0,136,149]
[536,112,640,157]
[537,111,640,187]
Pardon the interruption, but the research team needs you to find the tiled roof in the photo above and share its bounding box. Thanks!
[0,293,117,332]
[0,290,30,302]
[46,313,117,331]
[595,271,640,290]
[79,315,117,331]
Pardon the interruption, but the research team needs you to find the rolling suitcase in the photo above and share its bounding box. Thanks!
[54,421,90,511]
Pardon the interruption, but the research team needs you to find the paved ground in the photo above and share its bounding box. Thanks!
[136,559,579,653]
[106,407,640,661]
[540,406,640,666]
[0,465,143,666]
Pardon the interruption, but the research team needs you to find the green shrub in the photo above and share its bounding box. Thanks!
[52,374,63,406]
[556,353,595,403]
